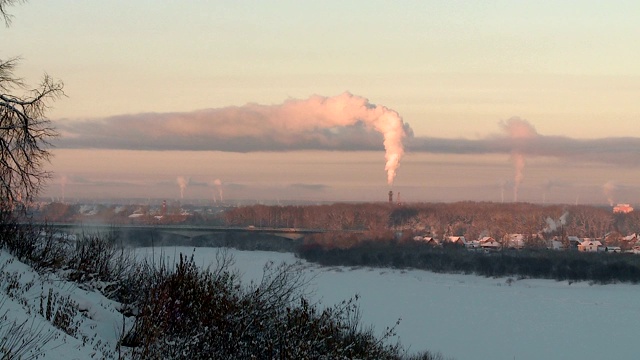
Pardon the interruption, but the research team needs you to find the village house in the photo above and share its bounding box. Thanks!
[546,236,565,250]
[603,246,622,253]
[479,236,501,251]
[445,236,467,246]
[465,239,480,251]
[567,236,581,250]
[413,235,440,246]
[577,239,602,252]
[621,233,639,249]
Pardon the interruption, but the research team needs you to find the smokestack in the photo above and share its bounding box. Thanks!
[388,190,394,203]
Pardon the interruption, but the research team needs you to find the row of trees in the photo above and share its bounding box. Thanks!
[223,202,640,242]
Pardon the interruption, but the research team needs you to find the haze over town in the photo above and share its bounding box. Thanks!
[6,1,640,204]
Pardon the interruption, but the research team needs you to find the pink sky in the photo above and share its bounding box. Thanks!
[3,2,639,204]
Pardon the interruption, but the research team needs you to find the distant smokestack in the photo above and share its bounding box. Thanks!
[388,190,393,203]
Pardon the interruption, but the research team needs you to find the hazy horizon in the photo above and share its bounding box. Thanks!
[5,2,640,205]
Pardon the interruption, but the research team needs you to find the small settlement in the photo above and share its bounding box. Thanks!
[412,232,640,254]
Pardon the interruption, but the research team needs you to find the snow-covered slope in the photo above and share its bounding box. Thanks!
[0,250,129,360]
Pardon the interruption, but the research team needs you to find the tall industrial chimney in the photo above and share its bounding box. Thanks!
[388,190,393,203]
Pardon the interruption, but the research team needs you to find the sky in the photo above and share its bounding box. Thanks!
[4,1,640,204]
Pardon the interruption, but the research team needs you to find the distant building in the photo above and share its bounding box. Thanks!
[614,203,633,214]
[577,240,602,252]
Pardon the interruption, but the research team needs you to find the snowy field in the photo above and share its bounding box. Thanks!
[139,247,640,360]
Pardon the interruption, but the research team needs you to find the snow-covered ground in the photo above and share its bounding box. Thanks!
[3,246,639,359]
[0,250,128,360]
[140,247,640,360]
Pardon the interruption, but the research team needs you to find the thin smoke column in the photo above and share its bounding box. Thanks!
[498,179,510,203]
[213,179,223,203]
[177,176,189,199]
[500,117,538,202]
[603,180,617,206]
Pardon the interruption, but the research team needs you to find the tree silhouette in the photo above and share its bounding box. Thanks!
[1,1,63,214]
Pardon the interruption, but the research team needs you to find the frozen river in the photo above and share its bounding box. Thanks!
[138,247,640,360]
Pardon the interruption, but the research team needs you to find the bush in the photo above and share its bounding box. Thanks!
[124,251,409,359]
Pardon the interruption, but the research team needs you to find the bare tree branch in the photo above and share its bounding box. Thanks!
[0,0,25,27]
[0,57,63,211]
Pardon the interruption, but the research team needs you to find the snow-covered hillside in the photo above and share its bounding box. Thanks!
[0,249,129,359]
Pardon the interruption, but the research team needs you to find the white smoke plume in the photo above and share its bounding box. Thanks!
[603,180,618,206]
[500,117,538,202]
[177,176,189,199]
[59,93,408,186]
[213,179,223,203]
[544,211,569,233]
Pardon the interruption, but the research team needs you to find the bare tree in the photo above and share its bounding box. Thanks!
[1,1,63,213]
[0,0,24,27]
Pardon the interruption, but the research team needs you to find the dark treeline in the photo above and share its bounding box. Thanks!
[223,202,640,240]
[296,241,640,284]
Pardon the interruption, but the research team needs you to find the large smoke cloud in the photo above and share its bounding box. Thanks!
[56,94,640,191]
[59,93,408,186]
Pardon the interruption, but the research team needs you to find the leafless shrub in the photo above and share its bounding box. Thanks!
[0,299,56,360]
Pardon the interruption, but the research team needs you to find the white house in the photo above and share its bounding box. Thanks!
[577,240,602,252]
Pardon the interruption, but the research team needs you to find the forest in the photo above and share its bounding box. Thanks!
[223,201,639,244]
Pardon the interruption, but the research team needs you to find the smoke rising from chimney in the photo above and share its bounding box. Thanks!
[177,176,189,199]
[543,211,569,233]
[58,93,408,186]
[500,117,538,202]
[603,180,617,206]
[213,179,223,203]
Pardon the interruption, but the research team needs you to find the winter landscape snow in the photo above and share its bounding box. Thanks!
[140,247,640,360]
[2,246,640,360]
